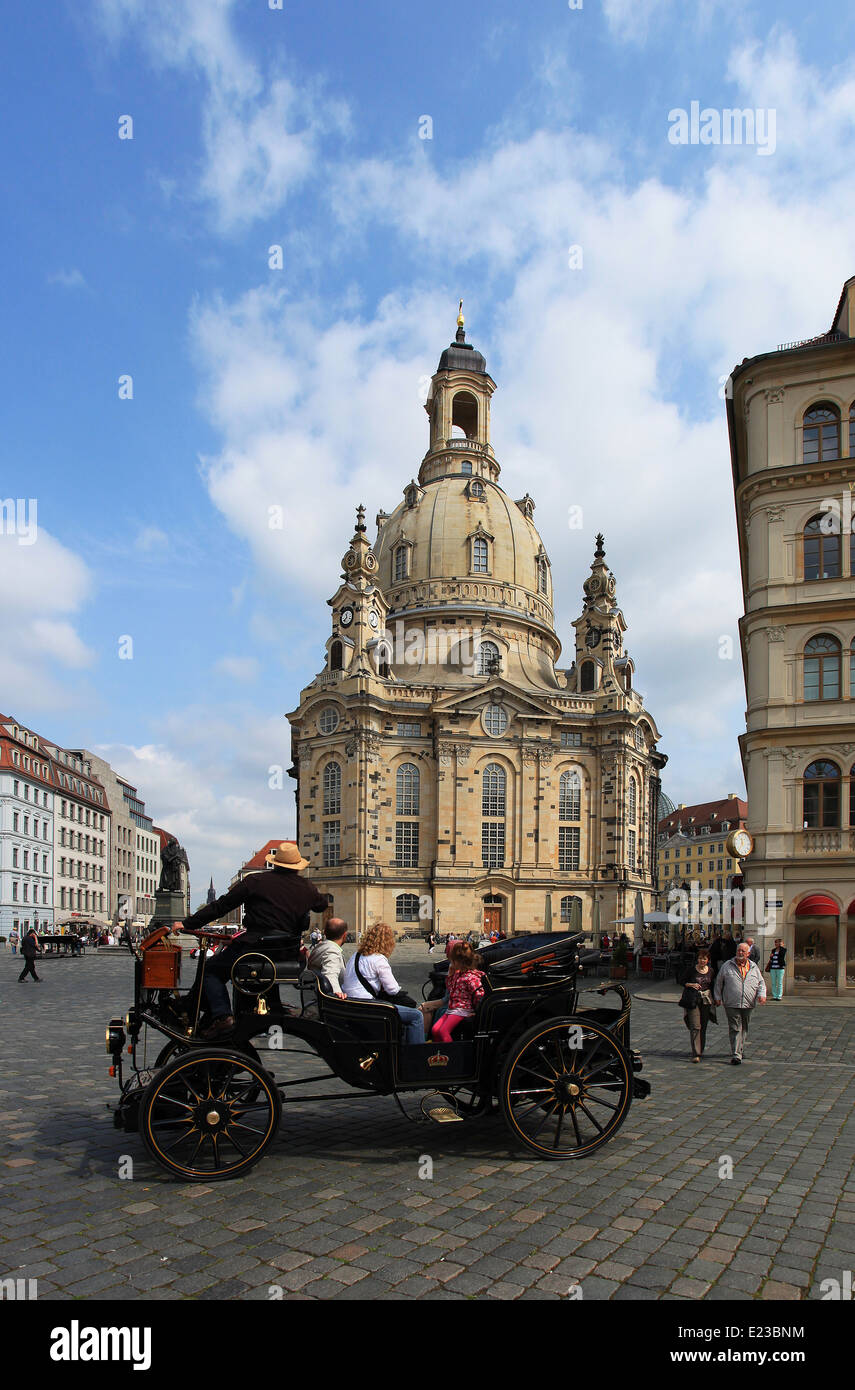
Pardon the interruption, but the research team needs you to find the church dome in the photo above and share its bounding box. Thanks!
[373,472,553,623]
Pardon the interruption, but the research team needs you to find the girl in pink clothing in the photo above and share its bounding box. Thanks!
[431,943,485,1042]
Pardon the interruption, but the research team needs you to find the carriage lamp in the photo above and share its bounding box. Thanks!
[105,1020,126,1056]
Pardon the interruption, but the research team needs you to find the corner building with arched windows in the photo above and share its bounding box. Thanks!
[287,314,666,938]
[728,275,855,996]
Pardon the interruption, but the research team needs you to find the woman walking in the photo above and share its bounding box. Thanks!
[766,939,787,1000]
[678,946,716,1062]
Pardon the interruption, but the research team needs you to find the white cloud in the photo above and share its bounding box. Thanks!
[215,655,260,682]
[0,531,95,710]
[94,0,346,230]
[134,525,168,552]
[97,707,295,905]
[47,268,86,290]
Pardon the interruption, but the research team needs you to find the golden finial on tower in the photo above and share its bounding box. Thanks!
[457,299,464,328]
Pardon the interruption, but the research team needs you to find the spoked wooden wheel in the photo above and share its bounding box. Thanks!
[140,1048,281,1181]
[500,1018,632,1159]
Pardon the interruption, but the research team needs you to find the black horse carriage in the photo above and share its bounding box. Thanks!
[106,924,650,1181]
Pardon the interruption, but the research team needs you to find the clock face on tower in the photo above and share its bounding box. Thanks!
[368,610,379,630]
[730,829,753,858]
[340,607,354,628]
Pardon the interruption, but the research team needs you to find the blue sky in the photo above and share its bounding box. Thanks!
[3,0,855,905]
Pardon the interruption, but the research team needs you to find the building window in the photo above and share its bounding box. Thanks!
[634,725,645,750]
[803,760,840,829]
[323,761,341,815]
[12,848,18,867]
[396,763,420,816]
[396,722,421,737]
[580,662,596,692]
[475,641,500,677]
[396,893,421,922]
[461,460,472,475]
[802,403,840,464]
[803,514,841,581]
[561,731,582,748]
[469,479,484,499]
[483,704,508,737]
[560,895,582,923]
[394,546,409,582]
[482,763,506,816]
[482,821,505,869]
[322,821,340,867]
[395,821,419,867]
[558,826,580,871]
[329,641,343,672]
[627,777,637,825]
[472,536,489,574]
[318,706,340,734]
[627,828,637,868]
[559,770,581,821]
[538,558,548,595]
[804,634,841,701]
[482,763,506,868]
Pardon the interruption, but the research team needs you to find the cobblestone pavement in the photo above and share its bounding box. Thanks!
[2,944,854,1302]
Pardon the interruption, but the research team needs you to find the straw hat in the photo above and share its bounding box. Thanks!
[265,842,309,871]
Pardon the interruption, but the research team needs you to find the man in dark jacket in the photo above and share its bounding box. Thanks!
[17,927,43,983]
[175,842,329,1036]
[710,929,736,976]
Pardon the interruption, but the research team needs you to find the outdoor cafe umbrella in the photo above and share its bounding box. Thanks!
[633,892,645,975]
[544,893,552,933]
[591,895,601,945]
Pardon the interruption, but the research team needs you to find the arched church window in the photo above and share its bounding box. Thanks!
[476,641,500,677]
[396,893,420,922]
[628,777,637,825]
[580,661,596,693]
[558,770,580,871]
[329,641,343,672]
[472,537,489,574]
[396,763,420,816]
[559,770,581,821]
[538,558,548,596]
[560,894,582,923]
[804,634,841,701]
[323,762,341,816]
[482,763,506,868]
[802,403,840,465]
[461,460,473,475]
[394,546,409,582]
[395,764,420,867]
[470,479,484,498]
[803,514,840,581]
[803,760,840,828]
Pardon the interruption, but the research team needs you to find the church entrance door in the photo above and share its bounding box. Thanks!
[483,905,501,935]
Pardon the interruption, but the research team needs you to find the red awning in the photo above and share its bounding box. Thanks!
[795,894,840,917]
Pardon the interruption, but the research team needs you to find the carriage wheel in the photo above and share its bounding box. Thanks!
[139,1048,281,1181]
[500,1018,632,1160]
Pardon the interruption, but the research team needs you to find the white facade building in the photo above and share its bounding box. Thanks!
[0,717,55,937]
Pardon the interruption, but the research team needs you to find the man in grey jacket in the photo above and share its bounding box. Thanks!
[307,918,349,997]
[713,941,767,1065]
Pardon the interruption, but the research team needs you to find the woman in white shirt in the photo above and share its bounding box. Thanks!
[342,922,425,1045]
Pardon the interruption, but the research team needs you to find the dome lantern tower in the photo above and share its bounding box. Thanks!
[421,303,498,486]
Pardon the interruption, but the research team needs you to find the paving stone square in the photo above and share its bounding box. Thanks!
[2,946,854,1302]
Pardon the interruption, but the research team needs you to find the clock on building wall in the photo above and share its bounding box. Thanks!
[368,610,379,629]
[727,829,754,858]
[340,606,354,627]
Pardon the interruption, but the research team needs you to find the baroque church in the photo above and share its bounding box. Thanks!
[286,310,666,938]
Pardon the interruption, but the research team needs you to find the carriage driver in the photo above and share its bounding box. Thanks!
[174,842,330,1038]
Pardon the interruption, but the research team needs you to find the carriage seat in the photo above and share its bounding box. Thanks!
[314,981,403,1045]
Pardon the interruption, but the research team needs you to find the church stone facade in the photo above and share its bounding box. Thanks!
[287,314,666,938]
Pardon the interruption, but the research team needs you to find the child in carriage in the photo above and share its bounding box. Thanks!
[429,942,485,1042]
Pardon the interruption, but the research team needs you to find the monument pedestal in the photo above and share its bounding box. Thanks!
[148,889,186,929]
